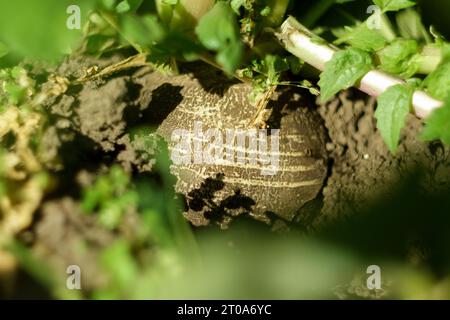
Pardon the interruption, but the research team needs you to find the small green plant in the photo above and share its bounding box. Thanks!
[82,165,138,229]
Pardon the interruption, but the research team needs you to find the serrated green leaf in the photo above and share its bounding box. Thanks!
[334,23,387,52]
[375,84,413,153]
[422,97,450,145]
[319,48,373,102]
[378,39,421,78]
[423,60,450,101]
[373,0,416,12]
[195,2,243,73]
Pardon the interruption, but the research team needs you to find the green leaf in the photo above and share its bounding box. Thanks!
[0,41,8,59]
[116,0,143,13]
[156,0,175,25]
[195,2,239,50]
[195,2,243,74]
[423,60,450,101]
[101,241,139,290]
[216,43,243,75]
[3,82,27,105]
[373,0,416,12]
[375,84,413,153]
[319,48,373,102]
[101,0,117,10]
[84,34,116,55]
[422,97,450,145]
[334,23,387,52]
[0,0,94,62]
[263,55,289,81]
[396,9,430,41]
[286,56,304,75]
[378,39,421,78]
[152,31,202,63]
[120,14,165,50]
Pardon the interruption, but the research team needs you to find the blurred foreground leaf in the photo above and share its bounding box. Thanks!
[195,2,243,73]
[373,0,416,13]
[0,0,94,63]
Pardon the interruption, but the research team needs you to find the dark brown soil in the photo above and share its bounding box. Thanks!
[317,90,450,226]
[33,198,113,291]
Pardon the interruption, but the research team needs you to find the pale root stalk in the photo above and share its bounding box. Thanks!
[276,16,443,119]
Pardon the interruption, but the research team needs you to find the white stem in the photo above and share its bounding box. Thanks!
[276,16,443,119]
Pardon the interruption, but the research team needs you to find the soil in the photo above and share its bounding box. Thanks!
[32,198,113,291]
[316,90,450,226]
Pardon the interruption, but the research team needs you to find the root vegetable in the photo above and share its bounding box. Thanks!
[137,67,328,226]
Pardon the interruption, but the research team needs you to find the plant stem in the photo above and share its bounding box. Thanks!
[276,16,443,119]
[199,54,250,84]
[379,14,396,42]
[73,53,149,84]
